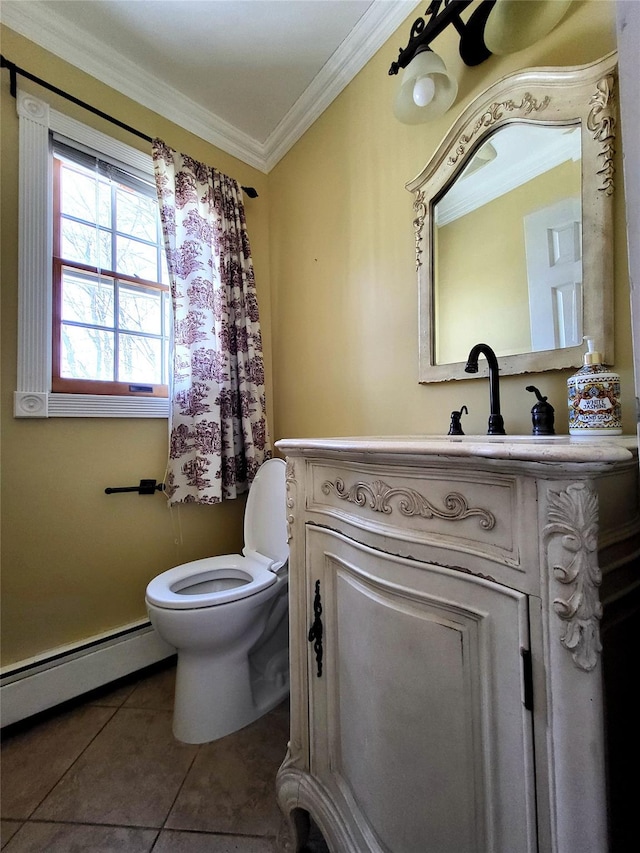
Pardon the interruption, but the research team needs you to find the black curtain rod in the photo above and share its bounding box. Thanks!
[0,54,258,198]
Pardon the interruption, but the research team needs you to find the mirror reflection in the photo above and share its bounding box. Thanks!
[433,123,582,365]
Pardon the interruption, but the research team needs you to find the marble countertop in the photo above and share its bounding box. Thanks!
[275,434,638,465]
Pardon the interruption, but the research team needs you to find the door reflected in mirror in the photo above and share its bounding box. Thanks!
[433,123,582,365]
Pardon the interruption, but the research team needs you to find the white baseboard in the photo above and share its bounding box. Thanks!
[0,621,176,728]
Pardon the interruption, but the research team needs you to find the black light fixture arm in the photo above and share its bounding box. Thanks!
[388,0,495,76]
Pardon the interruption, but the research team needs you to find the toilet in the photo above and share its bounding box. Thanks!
[145,457,289,744]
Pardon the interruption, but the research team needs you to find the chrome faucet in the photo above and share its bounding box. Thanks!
[464,343,506,435]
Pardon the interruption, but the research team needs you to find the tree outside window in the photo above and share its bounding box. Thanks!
[52,149,170,397]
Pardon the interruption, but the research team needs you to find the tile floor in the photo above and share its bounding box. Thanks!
[0,663,328,852]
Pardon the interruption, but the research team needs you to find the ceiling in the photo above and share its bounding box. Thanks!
[1,0,420,172]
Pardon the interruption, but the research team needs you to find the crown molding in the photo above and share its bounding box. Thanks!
[263,0,421,171]
[1,0,419,173]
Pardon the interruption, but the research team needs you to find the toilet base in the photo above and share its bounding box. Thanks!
[172,649,289,744]
[251,647,290,713]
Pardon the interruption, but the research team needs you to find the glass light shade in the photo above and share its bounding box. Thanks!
[461,141,498,178]
[484,0,573,55]
[394,50,458,125]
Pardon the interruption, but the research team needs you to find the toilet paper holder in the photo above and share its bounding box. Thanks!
[105,479,165,495]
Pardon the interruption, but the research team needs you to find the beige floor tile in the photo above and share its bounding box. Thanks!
[0,820,23,849]
[32,708,197,828]
[122,665,176,712]
[166,703,289,836]
[1,705,115,820]
[153,829,276,852]
[1,821,157,852]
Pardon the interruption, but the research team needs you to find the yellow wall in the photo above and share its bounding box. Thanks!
[268,0,628,442]
[1,1,632,668]
[0,27,272,665]
[436,159,581,363]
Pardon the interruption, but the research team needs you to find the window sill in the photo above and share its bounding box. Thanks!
[14,391,169,418]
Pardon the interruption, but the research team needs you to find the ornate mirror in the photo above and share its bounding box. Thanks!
[407,52,617,382]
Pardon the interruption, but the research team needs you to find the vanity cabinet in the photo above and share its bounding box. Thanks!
[305,527,535,853]
[275,437,639,853]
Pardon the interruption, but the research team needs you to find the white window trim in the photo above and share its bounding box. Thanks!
[14,90,169,418]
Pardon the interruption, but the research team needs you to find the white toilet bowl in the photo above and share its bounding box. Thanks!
[145,458,289,744]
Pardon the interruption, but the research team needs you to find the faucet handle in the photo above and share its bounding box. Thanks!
[526,385,555,436]
[448,405,468,436]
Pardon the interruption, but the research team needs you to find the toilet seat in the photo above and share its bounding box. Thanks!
[146,554,277,609]
[145,458,288,612]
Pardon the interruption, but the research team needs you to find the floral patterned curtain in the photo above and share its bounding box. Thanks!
[152,139,271,505]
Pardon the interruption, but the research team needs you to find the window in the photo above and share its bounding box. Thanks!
[15,90,170,417]
[52,144,170,397]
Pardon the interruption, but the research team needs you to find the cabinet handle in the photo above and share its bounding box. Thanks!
[521,648,534,711]
[308,579,324,677]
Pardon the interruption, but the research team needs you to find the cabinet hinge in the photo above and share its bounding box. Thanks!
[521,648,534,711]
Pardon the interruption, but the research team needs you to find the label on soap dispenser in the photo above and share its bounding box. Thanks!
[568,366,622,434]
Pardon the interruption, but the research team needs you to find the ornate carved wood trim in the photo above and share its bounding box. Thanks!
[544,483,602,672]
[322,477,496,529]
[588,73,616,195]
[413,189,427,270]
[275,742,309,853]
[447,94,550,166]
[285,459,296,542]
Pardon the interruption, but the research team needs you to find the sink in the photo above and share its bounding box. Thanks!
[442,434,571,443]
[277,434,637,465]
[368,434,577,444]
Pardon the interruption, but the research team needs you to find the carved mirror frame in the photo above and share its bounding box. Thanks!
[407,52,617,383]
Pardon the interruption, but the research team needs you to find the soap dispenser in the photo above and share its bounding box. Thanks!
[567,336,622,435]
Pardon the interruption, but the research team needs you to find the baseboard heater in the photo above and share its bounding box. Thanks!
[0,620,176,728]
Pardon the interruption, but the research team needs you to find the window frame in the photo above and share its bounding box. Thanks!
[14,89,170,418]
[51,151,170,398]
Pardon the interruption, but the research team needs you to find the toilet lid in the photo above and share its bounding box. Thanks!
[244,457,288,569]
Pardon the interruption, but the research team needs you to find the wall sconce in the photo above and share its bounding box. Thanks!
[390,0,573,124]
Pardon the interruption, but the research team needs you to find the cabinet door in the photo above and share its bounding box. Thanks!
[307,526,536,853]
